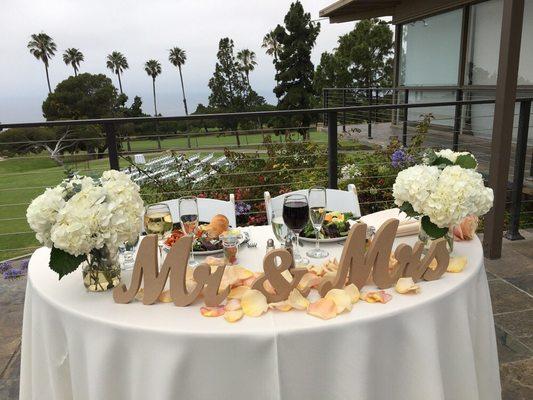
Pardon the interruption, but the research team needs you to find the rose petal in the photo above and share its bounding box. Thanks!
[269,301,292,312]
[395,277,420,294]
[241,289,268,317]
[447,256,467,273]
[228,286,249,299]
[205,256,225,267]
[225,298,242,311]
[298,272,321,291]
[288,288,310,310]
[224,309,244,323]
[281,269,293,282]
[158,290,173,303]
[135,288,144,301]
[344,284,360,304]
[363,290,392,304]
[307,298,337,320]
[428,259,438,271]
[263,279,277,295]
[242,274,258,287]
[325,288,352,313]
[232,266,254,280]
[200,306,225,317]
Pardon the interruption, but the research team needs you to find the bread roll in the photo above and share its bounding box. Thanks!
[206,214,229,238]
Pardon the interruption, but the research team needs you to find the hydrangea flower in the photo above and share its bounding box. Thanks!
[235,202,251,216]
[391,149,414,168]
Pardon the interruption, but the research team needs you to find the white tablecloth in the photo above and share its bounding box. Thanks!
[20,226,501,400]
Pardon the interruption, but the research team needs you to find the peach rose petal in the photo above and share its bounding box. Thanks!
[298,272,321,291]
[281,269,294,282]
[344,284,360,304]
[224,309,244,323]
[363,290,392,304]
[288,288,310,310]
[428,259,438,271]
[205,256,225,267]
[447,256,468,273]
[263,279,277,295]
[241,289,268,317]
[307,298,337,320]
[395,277,420,294]
[225,298,242,311]
[232,266,254,280]
[242,274,259,287]
[269,301,292,312]
[228,286,249,300]
[135,288,144,301]
[158,290,173,303]
[200,306,225,317]
[325,288,352,313]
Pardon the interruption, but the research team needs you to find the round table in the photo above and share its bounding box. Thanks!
[20,226,501,400]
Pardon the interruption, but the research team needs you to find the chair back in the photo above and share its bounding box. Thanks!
[264,185,360,224]
[161,194,236,227]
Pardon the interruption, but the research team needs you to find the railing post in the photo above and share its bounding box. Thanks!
[327,111,338,189]
[402,89,409,146]
[505,100,530,240]
[453,89,463,151]
[342,89,346,132]
[367,88,372,139]
[323,88,328,127]
[104,122,120,170]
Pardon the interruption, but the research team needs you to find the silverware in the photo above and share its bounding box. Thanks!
[243,231,257,248]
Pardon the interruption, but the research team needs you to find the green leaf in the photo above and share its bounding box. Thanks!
[421,216,449,239]
[399,202,419,218]
[433,156,454,167]
[455,154,477,169]
[49,246,85,280]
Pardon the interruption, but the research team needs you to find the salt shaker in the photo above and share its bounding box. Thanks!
[266,239,275,252]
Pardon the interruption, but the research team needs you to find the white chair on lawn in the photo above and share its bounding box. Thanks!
[264,184,361,224]
[161,194,236,227]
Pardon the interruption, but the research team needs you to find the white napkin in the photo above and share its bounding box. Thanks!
[358,208,420,237]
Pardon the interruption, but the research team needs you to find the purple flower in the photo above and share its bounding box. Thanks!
[235,201,252,216]
[3,268,24,280]
[391,149,414,168]
[19,260,29,270]
[0,261,12,273]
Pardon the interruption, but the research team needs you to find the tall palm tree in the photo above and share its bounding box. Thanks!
[168,47,189,115]
[144,59,162,116]
[62,48,84,76]
[27,32,57,93]
[261,31,281,63]
[237,49,257,86]
[106,51,129,94]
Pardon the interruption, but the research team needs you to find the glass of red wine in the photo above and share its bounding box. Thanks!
[282,193,309,266]
[178,196,199,268]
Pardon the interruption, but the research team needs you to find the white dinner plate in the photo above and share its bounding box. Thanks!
[299,235,347,244]
[162,235,247,256]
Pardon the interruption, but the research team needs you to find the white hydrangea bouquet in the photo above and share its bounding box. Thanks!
[27,171,144,290]
[393,149,493,251]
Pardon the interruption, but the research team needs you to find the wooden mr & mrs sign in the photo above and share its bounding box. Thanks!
[113,219,449,307]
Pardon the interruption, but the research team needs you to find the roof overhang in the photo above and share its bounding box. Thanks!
[319,0,399,23]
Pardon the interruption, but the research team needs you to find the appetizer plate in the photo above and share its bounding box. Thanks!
[299,236,347,244]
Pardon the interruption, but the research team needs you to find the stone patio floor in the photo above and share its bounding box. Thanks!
[1,232,532,399]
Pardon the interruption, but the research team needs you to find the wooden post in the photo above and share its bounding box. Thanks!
[483,0,525,259]
[104,122,120,170]
[327,111,338,189]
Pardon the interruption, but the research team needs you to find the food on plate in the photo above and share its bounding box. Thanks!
[205,214,229,238]
[301,211,354,239]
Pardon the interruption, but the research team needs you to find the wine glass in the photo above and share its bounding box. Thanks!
[283,193,309,266]
[271,207,289,244]
[306,187,329,259]
[144,203,173,244]
[178,196,199,268]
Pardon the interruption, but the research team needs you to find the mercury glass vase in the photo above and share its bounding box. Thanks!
[82,246,121,292]
[418,226,454,254]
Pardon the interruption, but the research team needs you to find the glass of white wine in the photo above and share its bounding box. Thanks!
[178,196,199,268]
[271,207,289,244]
[306,187,329,258]
[144,203,173,245]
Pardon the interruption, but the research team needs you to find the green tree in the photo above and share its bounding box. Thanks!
[62,48,84,77]
[27,32,57,93]
[169,47,189,115]
[261,29,282,63]
[106,51,129,94]
[272,1,320,139]
[144,59,162,116]
[237,49,257,86]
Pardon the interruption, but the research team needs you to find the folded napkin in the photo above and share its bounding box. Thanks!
[359,208,420,237]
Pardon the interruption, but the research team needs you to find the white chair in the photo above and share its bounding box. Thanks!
[264,184,361,224]
[161,194,236,227]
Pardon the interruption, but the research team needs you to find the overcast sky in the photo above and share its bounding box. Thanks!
[0,0,356,123]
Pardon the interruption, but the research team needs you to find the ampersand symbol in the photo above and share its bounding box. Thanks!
[252,249,310,302]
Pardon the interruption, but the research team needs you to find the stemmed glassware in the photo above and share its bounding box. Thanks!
[178,196,200,268]
[271,207,289,244]
[144,203,173,245]
[306,187,329,259]
[282,194,309,266]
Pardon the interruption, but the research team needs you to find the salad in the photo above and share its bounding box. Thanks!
[165,223,224,252]
[301,211,355,239]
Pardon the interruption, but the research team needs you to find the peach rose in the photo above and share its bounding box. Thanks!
[453,216,479,241]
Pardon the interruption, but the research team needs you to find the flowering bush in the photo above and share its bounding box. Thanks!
[26,171,144,278]
[393,150,493,239]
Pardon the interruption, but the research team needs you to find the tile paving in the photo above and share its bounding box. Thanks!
[1,233,532,399]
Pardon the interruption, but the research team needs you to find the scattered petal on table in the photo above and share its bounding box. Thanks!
[344,284,360,304]
[225,298,242,311]
[205,256,225,267]
[232,266,254,280]
[448,256,468,273]
[263,279,277,295]
[363,290,392,304]
[220,267,241,289]
[242,273,261,287]
[200,306,225,317]
[269,301,292,312]
[325,288,352,313]
[228,286,249,300]
[135,288,144,301]
[298,272,321,291]
[288,288,310,310]
[395,277,420,294]
[281,269,293,282]
[241,289,268,317]
[158,290,173,303]
[428,259,438,271]
[224,309,244,323]
[307,298,337,320]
